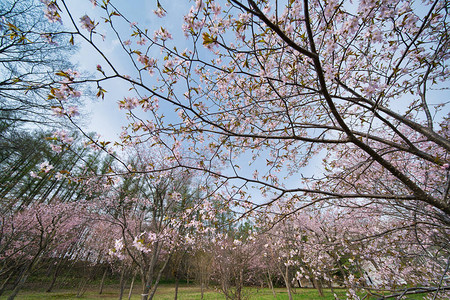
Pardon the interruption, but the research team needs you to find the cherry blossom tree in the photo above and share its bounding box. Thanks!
[97,146,208,300]
[209,229,264,300]
[0,200,90,299]
[0,131,116,297]
[260,206,450,299]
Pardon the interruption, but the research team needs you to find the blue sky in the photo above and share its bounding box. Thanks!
[62,0,192,143]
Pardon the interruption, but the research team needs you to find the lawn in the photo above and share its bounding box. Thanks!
[3,284,428,299]
[2,284,348,300]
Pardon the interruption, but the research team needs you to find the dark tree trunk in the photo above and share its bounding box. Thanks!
[267,271,277,298]
[174,276,179,300]
[7,273,28,300]
[200,281,204,300]
[313,278,324,297]
[0,269,15,297]
[119,266,127,300]
[76,279,87,298]
[284,265,293,300]
[99,266,108,294]
[46,257,64,293]
[128,271,136,300]
[7,247,44,300]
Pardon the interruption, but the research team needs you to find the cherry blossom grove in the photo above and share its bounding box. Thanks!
[2,0,449,299]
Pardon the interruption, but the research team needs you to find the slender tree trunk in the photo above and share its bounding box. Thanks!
[186,263,190,285]
[7,273,28,300]
[0,155,27,191]
[22,168,54,206]
[128,271,136,300]
[140,269,148,300]
[46,267,59,293]
[236,268,243,300]
[119,266,127,300]
[147,253,172,300]
[313,278,324,297]
[77,279,87,298]
[284,265,293,300]
[141,267,152,300]
[141,288,150,300]
[7,246,44,300]
[46,257,64,293]
[200,281,204,300]
[40,179,59,202]
[76,252,93,298]
[267,271,276,298]
[174,275,179,300]
[174,253,184,300]
[327,275,335,296]
[76,279,88,298]
[0,269,15,297]
[99,266,108,294]
[141,243,161,300]
[141,272,151,300]
[0,155,36,200]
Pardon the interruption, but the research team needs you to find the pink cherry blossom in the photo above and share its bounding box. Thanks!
[153,7,166,18]
[80,15,95,32]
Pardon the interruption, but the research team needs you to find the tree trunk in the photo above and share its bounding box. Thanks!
[174,275,179,300]
[147,253,172,300]
[200,281,204,300]
[46,268,59,293]
[0,269,15,297]
[77,252,93,298]
[141,242,161,300]
[76,279,87,298]
[186,263,190,285]
[119,266,126,300]
[128,271,136,300]
[267,271,276,298]
[285,265,293,300]
[99,266,108,294]
[141,276,151,300]
[174,253,184,300]
[46,257,64,293]
[7,273,28,300]
[327,275,335,297]
[236,268,243,300]
[313,278,324,297]
[7,249,43,300]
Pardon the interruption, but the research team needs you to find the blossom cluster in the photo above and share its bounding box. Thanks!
[80,15,95,32]
[40,0,62,23]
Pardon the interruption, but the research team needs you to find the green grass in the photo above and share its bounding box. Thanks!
[2,284,427,299]
[0,285,346,300]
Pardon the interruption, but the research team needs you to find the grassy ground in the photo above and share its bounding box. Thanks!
[2,284,428,299]
[2,284,348,300]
